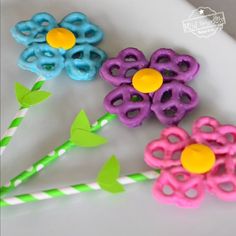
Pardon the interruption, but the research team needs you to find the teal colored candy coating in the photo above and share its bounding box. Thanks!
[11,12,57,46]
[19,44,65,80]
[11,12,106,80]
[65,44,107,81]
[59,12,104,45]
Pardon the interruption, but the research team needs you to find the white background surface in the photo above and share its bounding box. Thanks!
[1,0,236,235]
[189,0,236,39]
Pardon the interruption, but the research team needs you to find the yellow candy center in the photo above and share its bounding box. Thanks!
[132,68,163,93]
[181,144,216,174]
[46,28,76,50]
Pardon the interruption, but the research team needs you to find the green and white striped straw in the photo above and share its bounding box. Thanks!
[0,113,117,197]
[0,77,46,156]
[0,170,160,207]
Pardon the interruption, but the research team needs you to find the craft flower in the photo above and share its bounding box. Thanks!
[100,48,199,127]
[145,116,236,208]
[11,12,106,80]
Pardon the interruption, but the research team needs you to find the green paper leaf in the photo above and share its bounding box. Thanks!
[99,181,125,193]
[15,82,30,104]
[96,155,125,193]
[70,110,91,137]
[15,82,51,107]
[70,110,108,148]
[70,129,107,147]
[21,91,51,107]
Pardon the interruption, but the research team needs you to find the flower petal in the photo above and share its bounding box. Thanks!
[104,85,151,127]
[144,126,191,169]
[60,12,103,45]
[149,48,200,82]
[192,117,236,155]
[100,48,149,86]
[207,155,236,201]
[11,12,57,46]
[19,43,64,80]
[151,81,199,126]
[65,44,106,80]
[153,166,205,208]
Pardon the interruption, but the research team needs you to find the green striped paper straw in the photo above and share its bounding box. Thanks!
[0,113,117,197]
[0,170,160,207]
[0,77,46,156]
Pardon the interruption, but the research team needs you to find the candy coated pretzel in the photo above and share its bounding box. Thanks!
[60,12,103,45]
[151,81,199,125]
[11,13,57,46]
[144,126,191,168]
[150,48,200,82]
[153,166,205,208]
[145,117,236,207]
[100,48,149,86]
[65,44,106,80]
[104,85,151,127]
[193,117,236,155]
[207,156,236,201]
[19,43,65,79]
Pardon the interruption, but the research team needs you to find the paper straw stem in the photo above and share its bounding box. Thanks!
[0,170,160,207]
[0,113,117,197]
[0,77,46,156]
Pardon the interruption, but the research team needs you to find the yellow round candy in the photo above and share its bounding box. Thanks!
[132,68,163,93]
[46,28,76,50]
[181,144,216,174]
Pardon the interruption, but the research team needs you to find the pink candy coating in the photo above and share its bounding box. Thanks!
[144,116,236,208]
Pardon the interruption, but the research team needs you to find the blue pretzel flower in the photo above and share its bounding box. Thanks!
[11,12,107,80]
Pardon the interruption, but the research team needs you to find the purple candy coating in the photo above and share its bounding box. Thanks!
[151,81,199,125]
[150,48,200,82]
[101,47,200,128]
[100,48,148,86]
[104,85,151,127]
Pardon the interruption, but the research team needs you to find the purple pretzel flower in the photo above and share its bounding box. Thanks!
[100,48,200,128]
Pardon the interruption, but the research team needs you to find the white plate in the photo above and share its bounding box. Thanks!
[1,0,236,236]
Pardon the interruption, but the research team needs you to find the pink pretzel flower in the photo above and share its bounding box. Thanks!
[144,116,236,208]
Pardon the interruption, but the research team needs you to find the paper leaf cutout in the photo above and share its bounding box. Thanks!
[15,82,30,104]
[70,110,108,147]
[15,82,51,107]
[70,129,107,147]
[21,91,51,107]
[70,110,91,136]
[96,155,125,193]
